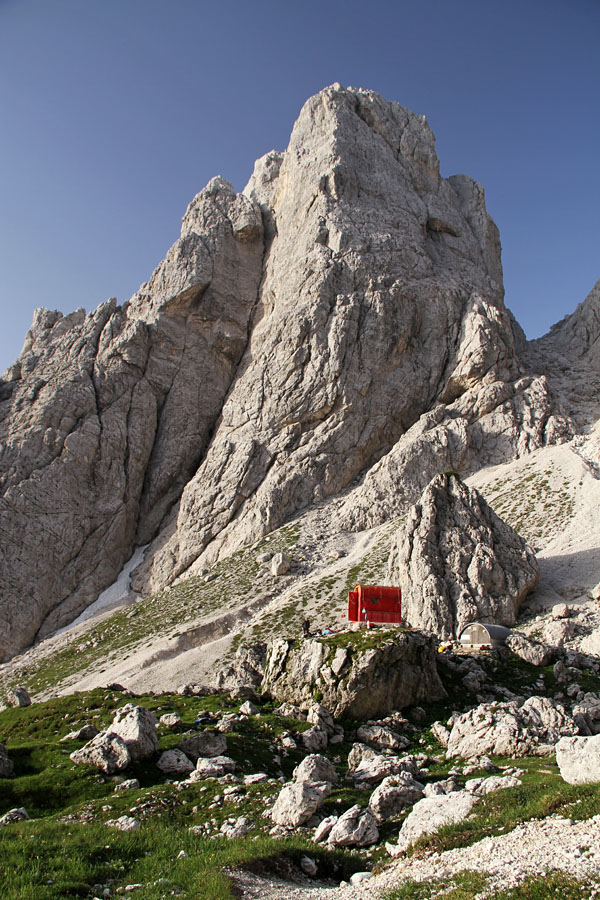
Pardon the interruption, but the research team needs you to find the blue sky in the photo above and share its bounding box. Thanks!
[1,0,598,374]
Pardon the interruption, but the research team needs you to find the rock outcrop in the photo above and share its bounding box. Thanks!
[0,83,579,660]
[388,473,540,638]
[261,632,446,719]
[446,696,579,758]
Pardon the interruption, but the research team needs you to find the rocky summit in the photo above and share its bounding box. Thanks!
[1,83,600,900]
[2,82,596,663]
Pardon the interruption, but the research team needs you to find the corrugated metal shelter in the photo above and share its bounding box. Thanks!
[458,622,511,649]
[347,584,402,625]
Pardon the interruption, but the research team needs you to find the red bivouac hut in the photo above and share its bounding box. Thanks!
[347,584,402,625]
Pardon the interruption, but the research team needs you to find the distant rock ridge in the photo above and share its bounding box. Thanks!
[0,83,591,661]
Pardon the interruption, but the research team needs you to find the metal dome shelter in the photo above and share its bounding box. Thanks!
[458,622,511,649]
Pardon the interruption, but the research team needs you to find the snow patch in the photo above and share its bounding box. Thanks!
[61,546,148,632]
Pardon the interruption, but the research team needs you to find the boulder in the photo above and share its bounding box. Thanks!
[0,807,29,825]
[391,791,477,854]
[180,731,227,761]
[556,734,600,784]
[506,633,554,667]
[216,714,243,733]
[0,743,14,778]
[388,473,539,638]
[351,754,411,787]
[306,703,336,734]
[464,775,522,794]
[70,732,131,774]
[573,693,600,735]
[293,754,337,784]
[6,687,31,707]
[357,724,410,752]
[108,704,158,761]
[326,805,379,847]
[541,618,576,648]
[431,721,450,748]
[446,696,578,758]
[301,726,328,752]
[262,632,446,720]
[300,856,318,877]
[314,815,339,843]
[271,781,331,827]
[60,724,100,742]
[270,553,291,576]
[239,700,259,716]
[191,755,236,779]
[156,749,195,775]
[368,774,425,823]
[159,713,183,730]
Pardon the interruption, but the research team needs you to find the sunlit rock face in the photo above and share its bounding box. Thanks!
[0,84,575,661]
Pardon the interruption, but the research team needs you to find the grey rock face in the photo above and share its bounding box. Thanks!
[389,473,539,639]
[556,734,600,784]
[0,179,264,660]
[262,632,446,719]
[69,731,131,774]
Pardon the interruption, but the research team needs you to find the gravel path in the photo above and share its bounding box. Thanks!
[230,814,600,899]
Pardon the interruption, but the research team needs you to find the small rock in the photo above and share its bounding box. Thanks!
[350,872,373,885]
[239,700,259,716]
[114,778,140,792]
[0,807,29,825]
[159,713,183,730]
[300,855,318,877]
[105,815,140,831]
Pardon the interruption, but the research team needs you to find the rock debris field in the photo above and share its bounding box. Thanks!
[229,815,600,899]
